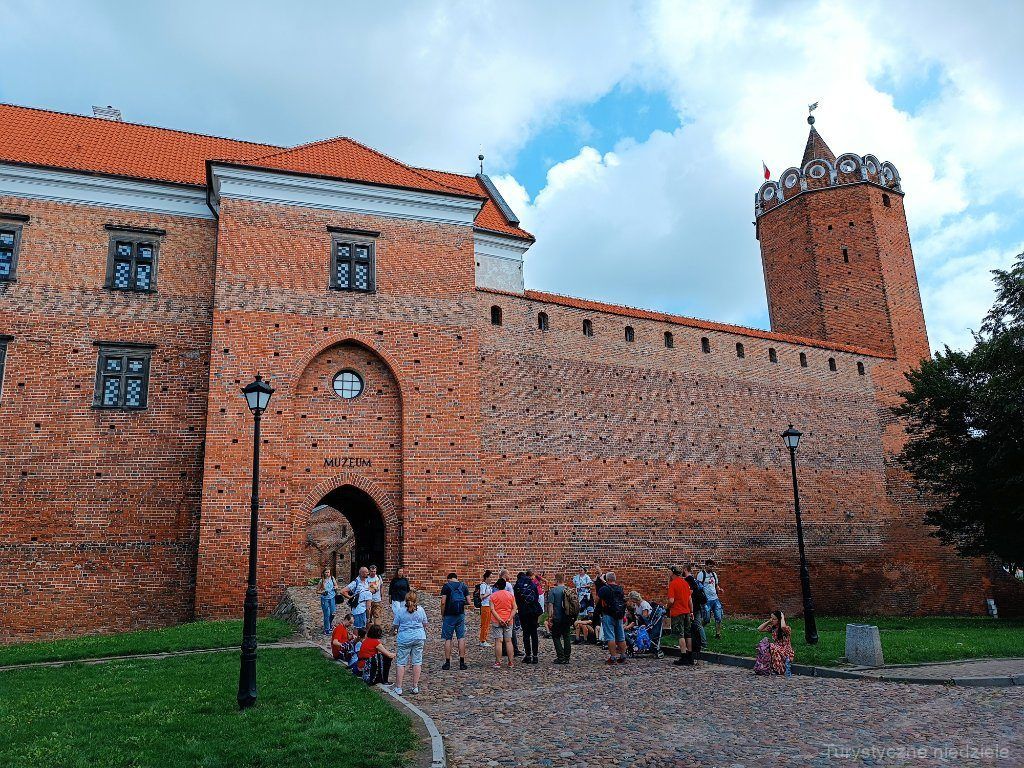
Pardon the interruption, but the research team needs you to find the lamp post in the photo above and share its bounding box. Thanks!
[238,375,274,710]
[782,424,819,646]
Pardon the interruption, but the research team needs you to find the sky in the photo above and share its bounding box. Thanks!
[1,0,1021,352]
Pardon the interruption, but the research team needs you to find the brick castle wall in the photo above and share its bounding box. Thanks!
[0,196,214,642]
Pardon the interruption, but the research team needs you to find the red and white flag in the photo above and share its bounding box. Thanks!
[762,161,771,181]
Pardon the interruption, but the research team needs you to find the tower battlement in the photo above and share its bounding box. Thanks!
[755,152,903,218]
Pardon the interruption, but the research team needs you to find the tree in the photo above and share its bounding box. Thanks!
[897,253,1024,566]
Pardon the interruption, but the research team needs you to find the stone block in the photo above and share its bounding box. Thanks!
[846,623,884,667]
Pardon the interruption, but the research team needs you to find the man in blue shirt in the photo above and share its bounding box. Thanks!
[440,572,470,670]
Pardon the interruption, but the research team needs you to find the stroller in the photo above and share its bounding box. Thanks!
[626,602,666,658]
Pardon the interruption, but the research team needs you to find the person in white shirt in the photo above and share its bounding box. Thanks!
[341,567,372,630]
[697,560,724,640]
[573,567,593,610]
[478,570,494,647]
[366,564,384,625]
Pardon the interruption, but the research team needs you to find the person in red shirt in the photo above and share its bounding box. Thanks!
[330,614,353,660]
[356,624,395,684]
[667,565,694,666]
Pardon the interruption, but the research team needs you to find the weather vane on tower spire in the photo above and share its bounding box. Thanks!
[807,101,819,125]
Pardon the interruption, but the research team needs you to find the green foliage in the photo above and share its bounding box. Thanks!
[897,252,1024,565]
[0,648,415,768]
[666,615,1024,667]
[0,618,294,667]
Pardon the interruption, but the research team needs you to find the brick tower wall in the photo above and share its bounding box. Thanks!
[0,196,215,643]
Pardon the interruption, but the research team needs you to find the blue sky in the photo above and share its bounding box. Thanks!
[1,0,1021,351]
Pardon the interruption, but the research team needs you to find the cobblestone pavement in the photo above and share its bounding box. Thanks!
[308,593,1024,767]
[853,657,1024,681]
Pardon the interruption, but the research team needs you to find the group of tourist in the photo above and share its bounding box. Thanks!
[318,557,796,696]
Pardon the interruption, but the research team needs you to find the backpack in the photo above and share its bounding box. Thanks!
[689,578,708,609]
[605,585,627,620]
[562,586,580,621]
[514,579,542,618]
[472,583,483,609]
[445,582,467,615]
[361,653,385,685]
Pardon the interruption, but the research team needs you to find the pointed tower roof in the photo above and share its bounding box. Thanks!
[801,116,836,166]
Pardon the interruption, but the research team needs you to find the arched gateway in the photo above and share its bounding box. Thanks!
[306,485,387,581]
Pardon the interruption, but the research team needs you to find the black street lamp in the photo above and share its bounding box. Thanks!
[782,424,819,646]
[238,375,274,710]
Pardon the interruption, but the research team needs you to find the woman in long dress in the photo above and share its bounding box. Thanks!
[753,610,794,675]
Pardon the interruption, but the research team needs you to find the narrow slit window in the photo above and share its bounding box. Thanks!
[828,357,837,371]
[490,305,502,326]
[842,247,849,263]
[701,337,711,354]
[768,348,777,363]
[0,335,9,401]
[882,194,891,208]
[664,331,674,348]
[624,326,634,343]
[857,361,865,375]
[537,312,549,331]
[799,352,808,368]
[736,342,745,358]
[582,319,593,337]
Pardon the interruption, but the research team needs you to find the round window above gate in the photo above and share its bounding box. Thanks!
[332,370,364,399]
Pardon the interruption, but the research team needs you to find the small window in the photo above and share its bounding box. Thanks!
[857,361,865,375]
[736,342,745,358]
[624,326,634,343]
[332,369,364,399]
[828,357,837,371]
[701,337,711,354]
[799,352,808,367]
[490,305,503,326]
[537,312,549,331]
[0,223,23,281]
[0,335,10,401]
[768,348,777,363]
[330,237,375,293]
[582,319,594,337]
[882,194,891,208]
[664,331,674,348]
[94,346,152,409]
[107,232,159,292]
[842,247,849,263]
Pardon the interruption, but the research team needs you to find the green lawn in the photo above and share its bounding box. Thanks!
[666,616,1024,667]
[0,647,416,768]
[0,618,294,667]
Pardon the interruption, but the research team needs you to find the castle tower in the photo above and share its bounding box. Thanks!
[755,116,930,369]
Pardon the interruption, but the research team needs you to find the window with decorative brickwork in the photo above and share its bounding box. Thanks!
[799,352,808,367]
[490,305,502,326]
[701,337,711,353]
[538,312,549,331]
[582,319,594,337]
[664,331,674,348]
[828,357,837,371]
[0,220,24,281]
[106,228,161,292]
[330,235,375,293]
[0,335,10,401]
[736,342,745,358]
[857,361,865,375]
[768,347,778,363]
[93,344,153,409]
[624,326,634,342]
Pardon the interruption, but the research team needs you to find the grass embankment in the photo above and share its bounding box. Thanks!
[0,618,294,667]
[665,616,1024,667]
[0,647,415,768]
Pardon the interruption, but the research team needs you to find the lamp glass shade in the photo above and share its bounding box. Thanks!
[242,376,275,414]
[782,425,802,450]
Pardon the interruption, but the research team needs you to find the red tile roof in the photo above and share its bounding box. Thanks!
[0,103,531,240]
[415,167,534,241]
[479,287,892,358]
